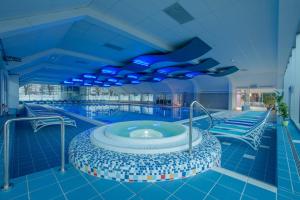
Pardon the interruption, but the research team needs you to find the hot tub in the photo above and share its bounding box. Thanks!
[90,120,202,154]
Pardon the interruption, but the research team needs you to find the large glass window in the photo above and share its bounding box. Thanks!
[19,84,62,101]
[235,88,275,111]
[141,94,153,102]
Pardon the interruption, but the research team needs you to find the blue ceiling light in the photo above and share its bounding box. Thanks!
[108,78,118,83]
[157,67,179,74]
[153,77,164,82]
[131,80,140,84]
[127,74,139,79]
[115,82,123,86]
[185,72,201,78]
[63,80,74,84]
[101,67,118,75]
[83,82,92,86]
[133,59,150,67]
[94,80,103,84]
[83,74,97,79]
[72,78,83,82]
[103,83,111,87]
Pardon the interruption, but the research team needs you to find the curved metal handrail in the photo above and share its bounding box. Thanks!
[189,101,213,154]
[1,116,65,191]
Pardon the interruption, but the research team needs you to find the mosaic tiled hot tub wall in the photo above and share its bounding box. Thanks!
[69,128,221,182]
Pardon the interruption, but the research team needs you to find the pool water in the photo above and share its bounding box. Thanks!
[106,120,185,138]
[52,103,208,123]
[90,120,202,154]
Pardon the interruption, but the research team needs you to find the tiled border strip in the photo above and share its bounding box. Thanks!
[283,126,300,176]
[212,167,277,193]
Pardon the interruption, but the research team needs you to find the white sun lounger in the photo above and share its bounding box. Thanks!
[210,108,272,150]
[25,104,77,133]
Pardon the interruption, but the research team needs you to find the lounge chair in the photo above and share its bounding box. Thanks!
[210,109,272,150]
[25,104,77,133]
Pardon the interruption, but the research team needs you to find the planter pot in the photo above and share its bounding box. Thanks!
[282,120,289,127]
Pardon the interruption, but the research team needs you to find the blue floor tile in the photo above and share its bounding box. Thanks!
[187,175,215,193]
[28,173,57,191]
[60,175,87,193]
[209,184,241,200]
[0,180,27,200]
[123,182,150,194]
[138,184,170,200]
[156,180,184,193]
[217,175,245,193]
[102,184,134,200]
[174,184,206,200]
[243,184,275,200]
[66,184,98,200]
[92,178,119,194]
[30,183,63,200]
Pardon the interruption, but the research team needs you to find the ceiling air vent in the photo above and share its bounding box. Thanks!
[163,2,194,25]
[103,43,124,51]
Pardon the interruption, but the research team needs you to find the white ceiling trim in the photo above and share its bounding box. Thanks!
[6,48,123,71]
[0,7,173,52]
[0,9,86,38]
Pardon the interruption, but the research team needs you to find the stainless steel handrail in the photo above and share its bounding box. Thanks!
[189,101,213,154]
[1,116,65,191]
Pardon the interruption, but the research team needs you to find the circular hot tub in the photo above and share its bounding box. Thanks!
[69,120,221,182]
[90,121,202,154]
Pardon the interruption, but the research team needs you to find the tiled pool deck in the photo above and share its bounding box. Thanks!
[1,111,300,199]
[0,164,276,200]
[276,119,300,199]
[192,119,277,185]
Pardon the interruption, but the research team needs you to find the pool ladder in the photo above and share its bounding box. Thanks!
[1,116,66,191]
[189,101,213,154]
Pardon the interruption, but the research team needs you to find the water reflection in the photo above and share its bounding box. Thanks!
[54,103,207,123]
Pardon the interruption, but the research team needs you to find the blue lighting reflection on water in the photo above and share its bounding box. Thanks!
[53,103,209,123]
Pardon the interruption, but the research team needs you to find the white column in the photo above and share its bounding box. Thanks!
[228,80,235,110]
[7,74,19,115]
[290,48,296,119]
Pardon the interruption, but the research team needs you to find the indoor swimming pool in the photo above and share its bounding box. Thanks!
[2,105,278,200]
[50,103,211,123]
[2,0,300,199]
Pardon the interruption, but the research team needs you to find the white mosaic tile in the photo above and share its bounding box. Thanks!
[69,129,221,182]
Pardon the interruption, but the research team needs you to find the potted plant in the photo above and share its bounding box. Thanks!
[263,94,275,110]
[279,102,289,126]
[274,90,284,114]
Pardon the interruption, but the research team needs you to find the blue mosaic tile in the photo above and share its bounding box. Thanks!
[69,129,221,182]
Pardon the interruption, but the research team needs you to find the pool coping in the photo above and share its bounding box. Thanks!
[212,167,277,193]
[42,105,106,127]
[43,103,228,126]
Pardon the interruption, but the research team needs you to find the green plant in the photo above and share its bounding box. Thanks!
[275,90,284,105]
[278,102,289,120]
[263,93,275,109]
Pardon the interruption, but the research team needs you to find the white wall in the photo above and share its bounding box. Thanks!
[277,0,300,88]
[283,34,300,128]
[112,75,229,94]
